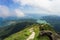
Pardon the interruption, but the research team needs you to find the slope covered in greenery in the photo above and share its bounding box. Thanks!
[41,15,60,32]
[3,22,56,40]
[0,21,35,39]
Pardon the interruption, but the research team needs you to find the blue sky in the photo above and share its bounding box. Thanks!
[0,0,19,9]
[0,0,35,11]
[0,0,60,18]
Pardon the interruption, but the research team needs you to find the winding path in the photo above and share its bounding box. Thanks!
[26,28,35,40]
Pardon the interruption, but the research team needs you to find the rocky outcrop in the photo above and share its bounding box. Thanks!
[40,30,60,40]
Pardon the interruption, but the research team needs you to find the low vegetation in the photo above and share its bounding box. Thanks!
[3,22,56,40]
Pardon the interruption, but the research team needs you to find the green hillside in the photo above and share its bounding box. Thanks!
[4,24,39,40]
[4,22,57,40]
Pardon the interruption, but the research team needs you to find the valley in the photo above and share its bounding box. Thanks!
[0,20,59,40]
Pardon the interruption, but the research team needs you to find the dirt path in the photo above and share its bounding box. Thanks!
[26,28,35,40]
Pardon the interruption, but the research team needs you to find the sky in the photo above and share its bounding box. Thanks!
[0,0,60,18]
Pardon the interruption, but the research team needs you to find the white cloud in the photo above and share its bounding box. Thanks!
[0,5,25,18]
[0,5,10,17]
[14,9,25,17]
[13,0,60,14]
[50,0,60,12]
[13,0,51,9]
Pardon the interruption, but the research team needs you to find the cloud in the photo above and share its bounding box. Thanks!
[13,0,50,9]
[50,0,60,12]
[13,0,60,13]
[0,5,25,18]
[14,9,25,17]
[0,5,10,17]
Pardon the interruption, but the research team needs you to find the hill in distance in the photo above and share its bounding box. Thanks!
[41,15,60,32]
[0,15,60,40]
[0,20,60,40]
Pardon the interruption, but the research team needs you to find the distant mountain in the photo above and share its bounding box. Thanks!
[26,13,46,19]
[41,15,60,32]
[4,21,59,40]
[0,22,35,39]
[0,17,4,26]
[0,17,3,21]
[0,18,40,39]
[0,16,37,27]
[0,18,60,40]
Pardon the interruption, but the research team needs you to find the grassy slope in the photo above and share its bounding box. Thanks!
[4,25,33,40]
[33,24,55,40]
[4,23,55,40]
